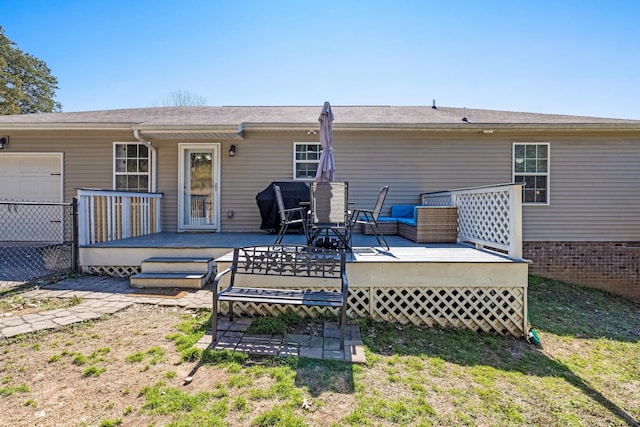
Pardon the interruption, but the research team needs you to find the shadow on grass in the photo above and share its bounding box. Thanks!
[292,357,355,397]
[527,275,640,342]
[186,312,356,397]
[362,324,637,425]
[356,275,640,426]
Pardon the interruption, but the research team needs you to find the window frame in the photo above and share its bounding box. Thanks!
[292,142,322,181]
[113,142,151,192]
[512,142,550,206]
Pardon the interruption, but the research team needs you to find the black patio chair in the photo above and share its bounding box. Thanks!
[349,185,390,250]
[309,182,351,250]
[273,184,308,244]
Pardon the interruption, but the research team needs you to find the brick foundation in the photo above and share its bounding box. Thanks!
[523,241,640,302]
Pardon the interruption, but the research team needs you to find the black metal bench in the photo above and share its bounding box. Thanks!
[212,245,349,349]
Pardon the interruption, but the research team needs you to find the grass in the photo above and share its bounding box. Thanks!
[155,275,640,426]
[1,274,639,426]
[246,310,305,335]
[82,366,106,377]
[0,382,30,397]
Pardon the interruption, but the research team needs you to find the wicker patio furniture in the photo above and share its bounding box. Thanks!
[397,206,458,243]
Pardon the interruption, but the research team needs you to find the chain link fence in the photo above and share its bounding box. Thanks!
[0,200,77,288]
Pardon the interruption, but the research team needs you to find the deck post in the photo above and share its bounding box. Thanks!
[422,183,524,260]
[509,184,523,259]
[122,197,131,239]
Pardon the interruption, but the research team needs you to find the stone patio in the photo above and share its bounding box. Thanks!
[196,317,366,363]
[1,275,367,364]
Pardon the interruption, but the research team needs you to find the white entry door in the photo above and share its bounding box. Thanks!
[0,153,64,242]
[178,144,220,231]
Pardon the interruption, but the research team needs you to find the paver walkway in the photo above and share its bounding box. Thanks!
[0,275,366,363]
[196,317,365,363]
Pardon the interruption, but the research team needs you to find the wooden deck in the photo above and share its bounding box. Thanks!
[80,231,529,337]
[81,231,519,262]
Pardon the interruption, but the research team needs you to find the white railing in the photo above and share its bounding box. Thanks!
[77,189,162,245]
[422,183,523,259]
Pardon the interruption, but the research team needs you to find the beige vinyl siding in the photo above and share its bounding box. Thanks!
[220,135,306,232]
[218,131,640,241]
[2,130,134,203]
[522,138,640,241]
[154,140,179,231]
[6,128,640,242]
[215,131,512,232]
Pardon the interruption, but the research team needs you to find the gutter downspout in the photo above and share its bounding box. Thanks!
[133,129,157,192]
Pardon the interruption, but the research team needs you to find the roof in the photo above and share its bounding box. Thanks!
[1,106,639,140]
[0,105,638,125]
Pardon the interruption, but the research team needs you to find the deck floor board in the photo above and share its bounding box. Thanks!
[86,232,521,264]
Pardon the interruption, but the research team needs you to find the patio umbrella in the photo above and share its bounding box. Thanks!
[315,101,335,182]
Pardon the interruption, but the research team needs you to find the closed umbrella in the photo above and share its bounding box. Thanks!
[315,102,335,182]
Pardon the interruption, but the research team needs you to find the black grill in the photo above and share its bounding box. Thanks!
[255,181,310,232]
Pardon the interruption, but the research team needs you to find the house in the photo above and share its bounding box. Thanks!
[0,105,639,305]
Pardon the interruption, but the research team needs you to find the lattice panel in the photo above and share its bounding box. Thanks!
[215,282,525,337]
[86,265,140,278]
[217,287,370,320]
[347,288,371,318]
[456,191,510,246]
[223,302,337,319]
[371,287,525,337]
[422,194,453,206]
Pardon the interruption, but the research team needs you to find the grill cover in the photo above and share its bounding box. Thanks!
[256,181,310,232]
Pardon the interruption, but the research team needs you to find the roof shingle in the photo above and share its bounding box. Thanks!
[0,105,638,127]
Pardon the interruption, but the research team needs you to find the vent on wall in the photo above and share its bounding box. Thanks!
[0,136,8,149]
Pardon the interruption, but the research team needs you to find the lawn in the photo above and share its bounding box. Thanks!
[0,275,638,426]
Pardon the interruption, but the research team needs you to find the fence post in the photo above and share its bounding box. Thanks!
[72,197,79,273]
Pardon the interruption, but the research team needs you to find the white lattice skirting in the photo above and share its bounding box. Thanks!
[84,266,526,337]
[216,284,526,337]
[86,265,141,278]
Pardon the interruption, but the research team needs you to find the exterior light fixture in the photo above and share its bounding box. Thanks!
[229,144,237,157]
[0,136,8,149]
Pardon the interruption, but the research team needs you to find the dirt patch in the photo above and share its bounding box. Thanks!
[0,304,356,427]
[127,288,188,298]
[0,305,198,426]
[0,296,79,318]
[287,318,325,336]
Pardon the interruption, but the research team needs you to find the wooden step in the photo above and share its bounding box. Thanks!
[129,272,208,289]
[140,257,214,274]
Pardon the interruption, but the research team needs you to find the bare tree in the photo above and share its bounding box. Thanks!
[162,90,207,106]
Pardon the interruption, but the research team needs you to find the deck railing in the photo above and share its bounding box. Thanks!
[422,183,523,259]
[77,189,162,245]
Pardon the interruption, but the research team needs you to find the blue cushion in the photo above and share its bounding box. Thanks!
[396,217,416,226]
[390,205,415,218]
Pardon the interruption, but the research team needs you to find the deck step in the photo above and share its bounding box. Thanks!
[129,272,209,289]
[141,257,214,274]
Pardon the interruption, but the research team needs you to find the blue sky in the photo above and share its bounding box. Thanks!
[2,1,640,119]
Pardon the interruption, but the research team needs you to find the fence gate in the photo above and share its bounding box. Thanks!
[0,199,77,287]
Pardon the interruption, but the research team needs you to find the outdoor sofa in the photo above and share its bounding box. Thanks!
[361,204,458,243]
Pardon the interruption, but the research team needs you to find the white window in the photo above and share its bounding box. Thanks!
[114,143,150,192]
[513,142,549,204]
[293,142,321,180]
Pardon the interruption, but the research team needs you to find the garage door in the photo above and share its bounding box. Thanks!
[0,153,63,242]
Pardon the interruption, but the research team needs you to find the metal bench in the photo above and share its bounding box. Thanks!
[212,245,349,349]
